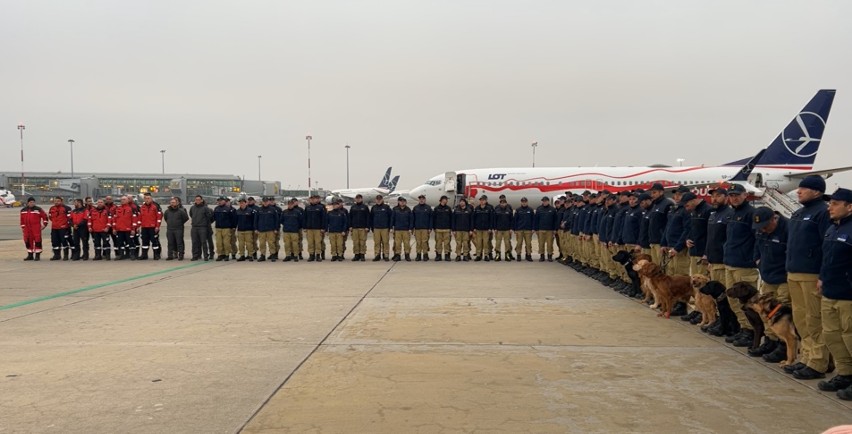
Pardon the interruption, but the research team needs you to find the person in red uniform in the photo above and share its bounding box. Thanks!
[20,197,48,261]
[88,199,112,260]
[48,196,73,261]
[113,196,139,260]
[139,193,164,260]
[70,199,90,260]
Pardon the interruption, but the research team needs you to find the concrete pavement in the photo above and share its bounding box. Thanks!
[0,219,850,432]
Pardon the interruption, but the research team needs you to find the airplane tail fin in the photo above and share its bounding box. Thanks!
[378,167,393,188]
[727,90,835,167]
[730,148,766,182]
[387,176,400,193]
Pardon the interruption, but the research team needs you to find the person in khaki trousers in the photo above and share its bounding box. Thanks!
[722,184,759,347]
[818,188,852,399]
[431,196,453,261]
[785,175,834,380]
[493,198,514,261]
[391,197,414,261]
[513,197,534,262]
[302,195,327,262]
[212,197,237,261]
[451,199,473,261]
[253,197,280,262]
[326,200,349,261]
[534,196,558,262]
[348,195,370,262]
[472,195,495,261]
[751,206,791,359]
[370,195,392,261]
[684,193,712,278]
[279,199,304,262]
[412,195,433,261]
[234,198,256,261]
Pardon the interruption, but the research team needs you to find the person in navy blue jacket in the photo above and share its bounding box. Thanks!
[534,196,558,262]
[472,195,495,261]
[303,195,328,262]
[662,190,692,276]
[513,197,535,262]
[751,206,790,359]
[819,188,852,399]
[234,198,256,262]
[391,197,414,261]
[572,199,589,269]
[684,192,713,276]
[412,195,433,261]
[723,184,758,348]
[452,198,473,261]
[786,175,834,380]
[254,197,281,262]
[326,199,349,261]
[279,199,304,262]
[212,197,237,261]
[370,195,392,262]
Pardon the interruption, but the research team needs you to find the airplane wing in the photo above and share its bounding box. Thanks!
[784,166,852,179]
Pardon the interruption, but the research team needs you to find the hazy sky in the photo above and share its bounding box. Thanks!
[3,1,851,191]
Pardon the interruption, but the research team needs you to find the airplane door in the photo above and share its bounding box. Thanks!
[456,173,467,195]
[444,172,457,193]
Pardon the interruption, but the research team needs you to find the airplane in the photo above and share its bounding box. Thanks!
[410,89,851,208]
[0,187,17,207]
[325,167,398,203]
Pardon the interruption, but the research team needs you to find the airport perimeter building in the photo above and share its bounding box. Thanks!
[0,172,282,204]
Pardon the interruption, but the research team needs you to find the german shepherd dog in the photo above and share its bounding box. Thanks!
[726,282,764,350]
[698,280,738,336]
[753,294,798,367]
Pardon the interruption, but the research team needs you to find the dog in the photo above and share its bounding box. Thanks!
[698,280,738,336]
[632,259,658,307]
[634,260,693,318]
[612,250,642,296]
[690,275,717,327]
[753,294,798,367]
[726,282,764,350]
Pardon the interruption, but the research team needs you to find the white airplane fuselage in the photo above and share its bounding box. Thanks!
[410,165,806,208]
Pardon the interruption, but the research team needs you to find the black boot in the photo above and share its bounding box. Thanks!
[359,254,365,262]
[383,254,390,262]
[178,252,184,261]
[50,250,61,261]
[321,252,326,260]
[63,248,69,261]
[24,253,34,261]
[444,253,450,261]
[93,252,102,261]
[539,255,545,262]
[494,253,502,262]
[166,252,175,261]
[153,250,160,260]
[455,255,462,262]
[415,254,422,262]
[258,255,266,262]
[435,253,442,262]
[140,250,149,260]
[526,254,533,262]
[82,249,89,260]
[547,254,553,262]
[71,250,80,261]
[392,254,401,262]
[423,253,429,262]
[373,255,381,262]
[104,250,111,261]
[404,254,411,262]
[484,255,491,262]
[506,253,514,261]
[35,252,41,261]
[308,254,316,262]
[352,254,360,262]
[237,256,246,262]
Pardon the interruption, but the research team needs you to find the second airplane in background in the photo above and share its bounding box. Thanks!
[326,167,401,204]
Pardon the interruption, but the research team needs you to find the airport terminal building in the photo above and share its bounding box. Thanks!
[0,172,281,204]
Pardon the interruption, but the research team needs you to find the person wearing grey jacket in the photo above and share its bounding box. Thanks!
[189,195,214,261]
[163,197,189,260]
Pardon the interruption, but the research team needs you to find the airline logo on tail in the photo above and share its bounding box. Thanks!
[782,112,825,158]
[378,167,393,188]
[387,176,400,193]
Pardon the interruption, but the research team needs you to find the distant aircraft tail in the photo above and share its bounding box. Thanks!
[378,167,393,188]
[726,89,835,168]
[729,148,766,182]
[387,176,400,193]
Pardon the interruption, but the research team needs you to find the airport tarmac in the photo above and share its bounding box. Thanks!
[0,207,850,433]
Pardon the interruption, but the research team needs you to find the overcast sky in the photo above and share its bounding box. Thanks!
[3,1,851,191]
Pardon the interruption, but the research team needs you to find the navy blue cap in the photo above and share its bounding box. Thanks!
[638,193,652,201]
[676,186,691,194]
[830,188,852,203]
[727,184,747,195]
[709,186,727,195]
[752,206,776,230]
[799,175,826,193]
[542,196,550,201]
[679,192,697,204]
[650,183,665,192]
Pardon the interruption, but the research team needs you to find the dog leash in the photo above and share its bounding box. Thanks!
[660,252,670,274]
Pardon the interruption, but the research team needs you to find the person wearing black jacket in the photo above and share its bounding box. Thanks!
[212,197,237,261]
[512,197,534,262]
[253,197,280,262]
[327,200,349,261]
[661,190,691,276]
[637,193,653,256]
[452,199,473,261]
[472,195,495,261]
[493,198,514,261]
[303,195,328,262]
[431,196,453,261]
[370,195,392,261]
[189,196,214,261]
[534,196,558,262]
[235,198,257,261]
[162,197,188,261]
[412,195,433,261]
[751,206,790,359]
[348,194,370,261]
[685,193,712,277]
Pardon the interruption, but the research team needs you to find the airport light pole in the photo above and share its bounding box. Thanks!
[344,144,351,189]
[160,149,166,174]
[18,124,25,196]
[531,141,538,167]
[676,158,685,167]
[258,155,262,181]
[306,135,312,196]
[68,139,75,178]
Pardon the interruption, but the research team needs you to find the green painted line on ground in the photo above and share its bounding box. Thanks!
[0,262,208,311]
